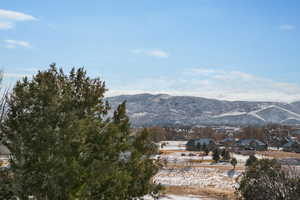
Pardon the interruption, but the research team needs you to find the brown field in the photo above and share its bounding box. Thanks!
[165,186,236,200]
[159,149,197,154]
[256,150,300,159]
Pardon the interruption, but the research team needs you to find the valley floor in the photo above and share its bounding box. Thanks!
[153,141,300,200]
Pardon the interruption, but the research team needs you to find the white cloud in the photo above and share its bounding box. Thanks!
[3,72,30,78]
[0,9,36,21]
[107,68,300,102]
[4,40,31,48]
[279,24,296,31]
[22,68,40,72]
[0,21,13,30]
[146,50,169,58]
[131,49,169,58]
[0,9,36,31]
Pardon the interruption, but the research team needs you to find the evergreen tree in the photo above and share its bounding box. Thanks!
[196,142,200,151]
[203,144,209,156]
[221,149,231,161]
[0,169,14,200]
[212,148,220,162]
[237,159,300,200]
[245,154,258,167]
[230,158,237,170]
[0,64,161,200]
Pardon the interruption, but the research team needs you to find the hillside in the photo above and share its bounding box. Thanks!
[107,94,300,127]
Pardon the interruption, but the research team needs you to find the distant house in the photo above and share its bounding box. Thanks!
[186,139,196,150]
[186,138,216,151]
[235,139,267,151]
[0,144,10,160]
[282,141,300,153]
[290,129,300,135]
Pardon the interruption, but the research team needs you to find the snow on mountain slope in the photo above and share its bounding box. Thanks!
[212,111,247,118]
[106,94,300,127]
[255,105,300,123]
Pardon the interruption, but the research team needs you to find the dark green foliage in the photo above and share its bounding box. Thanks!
[212,148,220,162]
[221,149,230,161]
[0,169,15,200]
[203,144,209,156]
[230,158,237,169]
[0,64,161,200]
[196,142,201,150]
[245,154,257,167]
[237,159,300,200]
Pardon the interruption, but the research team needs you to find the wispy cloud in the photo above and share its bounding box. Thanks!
[0,21,13,30]
[4,40,31,48]
[107,67,300,102]
[279,24,296,31]
[3,72,30,78]
[0,9,36,21]
[0,9,36,30]
[146,50,169,58]
[131,49,169,58]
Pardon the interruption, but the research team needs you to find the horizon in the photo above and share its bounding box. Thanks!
[106,92,300,104]
[1,1,300,102]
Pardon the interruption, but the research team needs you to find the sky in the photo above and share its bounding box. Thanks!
[0,0,300,102]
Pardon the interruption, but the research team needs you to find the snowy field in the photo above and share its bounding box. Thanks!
[153,141,277,198]
[154,167,240,189]
[0,158,10,168]
[158,141,187,150]
[155,152,213,164]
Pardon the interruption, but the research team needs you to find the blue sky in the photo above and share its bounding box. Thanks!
[0,0,300,102]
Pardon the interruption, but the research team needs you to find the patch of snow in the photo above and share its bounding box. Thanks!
[212,111,246,118]
[257,105,300,119]
[159,141,187,150]
[268,147,283,151]
[231,153,272,163]
[170,109,179,113]
[154,167,241,189]
[248,112,266,122]
[280,117,300,123]
[154,151,213,163]
[271,105,300,118]
[131,112,148,118]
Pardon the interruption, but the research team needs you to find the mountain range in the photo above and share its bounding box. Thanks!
[106,94,300,127]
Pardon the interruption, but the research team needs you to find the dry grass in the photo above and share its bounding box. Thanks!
[165,186,236,200]
[256,150,300,159]
[159,149,197,154]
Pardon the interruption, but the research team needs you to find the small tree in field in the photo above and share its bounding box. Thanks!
[245,154,257,167]
[221,149,231,161]
[212,148,220,162]
[0,64,161,200]
[230,158,237,170]
[203,144,209,156]
[196,142,201,151]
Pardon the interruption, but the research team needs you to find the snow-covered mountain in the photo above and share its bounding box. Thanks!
[106,94,300,127]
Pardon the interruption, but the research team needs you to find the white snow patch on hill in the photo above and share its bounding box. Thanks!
[248,111,266,121]
[213,111,246,118]
[131,112,148,118]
